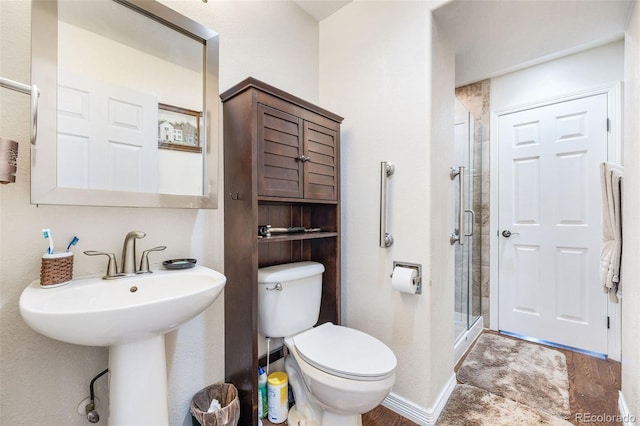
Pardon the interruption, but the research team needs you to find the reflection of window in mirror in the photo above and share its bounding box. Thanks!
[31,0,219,208]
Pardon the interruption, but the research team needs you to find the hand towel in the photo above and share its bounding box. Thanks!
[600,162,623,303]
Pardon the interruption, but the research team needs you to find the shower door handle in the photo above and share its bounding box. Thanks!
[450,166,465,245]
[464,209,475,237]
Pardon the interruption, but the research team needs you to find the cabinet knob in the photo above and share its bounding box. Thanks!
[295,155,311,162]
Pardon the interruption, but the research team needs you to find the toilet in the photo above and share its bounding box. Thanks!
[258,261,397,426]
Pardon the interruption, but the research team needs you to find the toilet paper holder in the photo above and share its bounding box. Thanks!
[390,261,422,294]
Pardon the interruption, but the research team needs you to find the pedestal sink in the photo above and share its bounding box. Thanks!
[19,266,226,426]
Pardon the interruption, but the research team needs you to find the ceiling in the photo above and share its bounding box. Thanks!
[433,0,634,86]
[291,0,634,86]
[293,0,352,21]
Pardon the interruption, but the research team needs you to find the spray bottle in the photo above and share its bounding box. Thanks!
[258,366,268,419]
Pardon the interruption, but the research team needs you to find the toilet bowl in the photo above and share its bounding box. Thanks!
[284,323,396,426]
[258,262,397,426]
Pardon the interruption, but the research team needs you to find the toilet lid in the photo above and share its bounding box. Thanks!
[292,323,397,381]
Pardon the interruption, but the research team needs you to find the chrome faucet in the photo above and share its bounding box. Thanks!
[84,231,166,279]
[121,231,146,275]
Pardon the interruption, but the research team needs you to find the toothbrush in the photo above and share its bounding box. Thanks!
[66,236,79,252]
[42,228,54,254]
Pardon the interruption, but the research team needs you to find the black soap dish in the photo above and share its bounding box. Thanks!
[163,258,197,270]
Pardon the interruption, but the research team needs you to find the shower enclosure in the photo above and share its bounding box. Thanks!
[453,99,483,362]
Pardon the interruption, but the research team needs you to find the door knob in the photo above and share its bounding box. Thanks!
[502,230,520,238]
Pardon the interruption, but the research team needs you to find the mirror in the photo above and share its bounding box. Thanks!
[31,0,219,208]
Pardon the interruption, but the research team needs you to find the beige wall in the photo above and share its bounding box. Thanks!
[491,41,624,110]
[429,14,457,409]
[622,0,640,419]
[0,1,318,425]
[319,0,455,418]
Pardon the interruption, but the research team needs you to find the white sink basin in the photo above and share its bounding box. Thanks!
[19,265,226,426]
[19,265,226,347]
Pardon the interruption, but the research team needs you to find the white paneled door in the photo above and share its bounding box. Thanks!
[498,94,608,355]
[57,70,159,192]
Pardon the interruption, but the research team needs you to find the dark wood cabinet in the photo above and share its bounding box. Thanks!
[256,90,339,201]
[258,104,305,199]
[221,77,343,426]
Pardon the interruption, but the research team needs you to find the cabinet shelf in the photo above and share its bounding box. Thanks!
[258,231,338,243]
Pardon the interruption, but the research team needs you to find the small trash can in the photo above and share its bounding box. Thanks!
[190,383,240,426]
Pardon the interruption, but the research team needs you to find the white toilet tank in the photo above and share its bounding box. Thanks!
[258,261,324,338]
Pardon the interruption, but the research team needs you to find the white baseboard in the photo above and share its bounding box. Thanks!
[381,373,456,425]
[618,391,637,426]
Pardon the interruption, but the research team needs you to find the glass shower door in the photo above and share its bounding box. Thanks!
[453,99,481,344]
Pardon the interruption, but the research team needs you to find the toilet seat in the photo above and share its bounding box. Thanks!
[291,323,397,381]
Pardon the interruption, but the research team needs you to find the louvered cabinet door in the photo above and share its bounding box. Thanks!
[258,104,304,198]
[303,121,338,201]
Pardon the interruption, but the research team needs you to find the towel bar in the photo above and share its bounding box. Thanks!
[0,76,39,145]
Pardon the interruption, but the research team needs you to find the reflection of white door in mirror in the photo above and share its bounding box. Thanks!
[58,70,159,193]
[31,0,219,208]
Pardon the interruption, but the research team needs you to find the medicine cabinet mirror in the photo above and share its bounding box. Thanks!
[31,0,219,208]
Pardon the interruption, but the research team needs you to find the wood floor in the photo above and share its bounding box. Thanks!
[362,405,418,425]
[264,333,621,425]
[559,346,622,425]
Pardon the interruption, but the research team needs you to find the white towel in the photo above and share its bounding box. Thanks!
[600,162,623,303]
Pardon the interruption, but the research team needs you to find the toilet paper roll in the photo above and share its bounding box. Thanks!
[391,266,418,294]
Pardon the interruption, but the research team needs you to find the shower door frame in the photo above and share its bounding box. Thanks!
[453,101,484,363]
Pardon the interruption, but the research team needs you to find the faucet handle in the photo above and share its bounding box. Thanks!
[138,246,167,274]
[84,251,118,279]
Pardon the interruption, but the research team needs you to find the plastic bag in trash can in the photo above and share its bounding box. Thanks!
[191,383,240,426]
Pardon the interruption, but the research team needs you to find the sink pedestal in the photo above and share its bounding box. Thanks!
[109,335,169,426]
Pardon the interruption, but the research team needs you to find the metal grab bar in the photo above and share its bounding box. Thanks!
[450,166,465,245]
[0,77,40,145]
[379,161,395,248]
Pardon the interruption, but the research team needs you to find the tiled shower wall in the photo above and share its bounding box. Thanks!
[455,80,490,327]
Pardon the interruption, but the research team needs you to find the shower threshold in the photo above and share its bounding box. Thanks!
[454,315,483,365]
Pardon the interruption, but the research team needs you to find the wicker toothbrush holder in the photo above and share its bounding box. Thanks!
[40,252,74,288]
